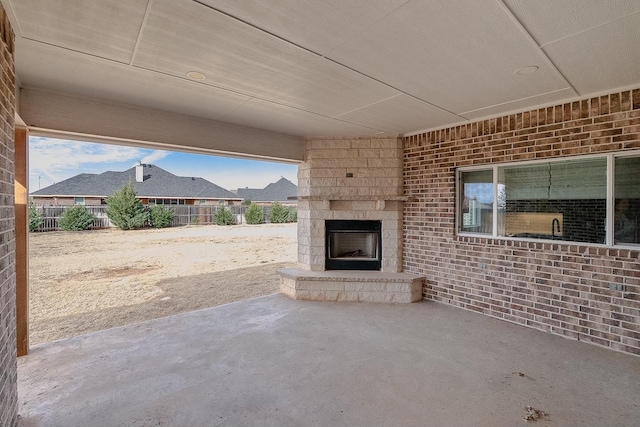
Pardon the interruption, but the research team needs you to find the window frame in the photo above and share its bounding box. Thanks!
[457,168,494,234]
[456,151,640,248]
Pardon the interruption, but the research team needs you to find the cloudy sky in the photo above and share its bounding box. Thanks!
[29,136,299,193]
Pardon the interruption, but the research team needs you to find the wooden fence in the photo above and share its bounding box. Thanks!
[37,205,112,231]
[32,204,293,232]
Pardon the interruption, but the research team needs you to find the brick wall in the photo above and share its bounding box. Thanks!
[404,89,640,356]
[0,3,16,426]
[32,197,103,206]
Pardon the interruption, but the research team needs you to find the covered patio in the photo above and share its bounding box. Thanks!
[1,2,640,426]
[18,294,640,427]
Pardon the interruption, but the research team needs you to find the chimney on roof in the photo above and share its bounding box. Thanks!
[135,162,144,182]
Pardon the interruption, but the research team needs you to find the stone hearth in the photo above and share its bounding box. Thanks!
[279,136,424,303]
[280,268,423,303]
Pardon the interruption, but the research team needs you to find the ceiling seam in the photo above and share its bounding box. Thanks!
[458,86,575,117]
[129,0,154,66]
[496,0,580,96]
[21,37,132,66]
[322,0,414,57]
[191,0,323,58]
[323,56,465,118]
[539,10,640,49]
[332,94,405,119]
[129,63,373,124]
[190,0,464,121]
[218,97,254,122]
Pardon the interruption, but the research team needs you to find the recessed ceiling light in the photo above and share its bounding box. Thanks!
[515,66,539,75]
[187,71,206,80]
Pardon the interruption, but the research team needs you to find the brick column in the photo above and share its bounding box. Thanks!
[0,3,17,426]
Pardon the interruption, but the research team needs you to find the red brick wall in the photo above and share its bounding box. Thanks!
[403,88,640,356]
[0,4,16,426]
[32,197,103,206]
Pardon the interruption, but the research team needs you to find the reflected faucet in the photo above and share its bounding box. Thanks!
[551,218,561,239]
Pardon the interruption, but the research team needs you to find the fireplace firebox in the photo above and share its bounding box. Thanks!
[325,220,382,270]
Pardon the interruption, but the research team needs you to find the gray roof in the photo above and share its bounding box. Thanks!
[236,178,298,202]
[31,164,241,200]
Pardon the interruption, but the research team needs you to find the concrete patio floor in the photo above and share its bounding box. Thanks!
[17,294,640,427]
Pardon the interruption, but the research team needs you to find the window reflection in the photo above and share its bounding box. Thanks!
[458,154,640,246]
[460,170,493,234]
[614,157,640,245]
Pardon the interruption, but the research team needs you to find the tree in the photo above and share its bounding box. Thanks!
[149,205,174,228]
[28,201,43,232]
[214,206,236,225]
[105,182,148,230]
[58,206,96,231]
[244,203,264,224]
[288,208,297,223]
[269,202,290,223]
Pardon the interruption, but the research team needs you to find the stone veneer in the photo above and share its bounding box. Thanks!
[281,137,422,302]
[404,88,640,356]
[279,269,422,303]
[296,137,404,272]
[0,4,16,426]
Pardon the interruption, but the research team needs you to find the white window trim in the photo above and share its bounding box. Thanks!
[456,150,640,248]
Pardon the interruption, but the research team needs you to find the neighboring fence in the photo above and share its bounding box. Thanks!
[32,204,295,232]
[38,205,112,232]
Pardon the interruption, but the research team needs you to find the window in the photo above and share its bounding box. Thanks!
[498,158,606,244]
[614,156,640,245]
[457,153,639,246]
[74,197,85,205]
[148,198,186,205]
[460,170,493,234]
[199,199,207,206]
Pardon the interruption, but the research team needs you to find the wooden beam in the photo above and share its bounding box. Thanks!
[15,127,28,356]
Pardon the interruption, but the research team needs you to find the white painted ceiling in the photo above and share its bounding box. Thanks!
[3,0,640,152]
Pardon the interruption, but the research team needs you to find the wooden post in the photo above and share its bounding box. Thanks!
[15,127,28,356]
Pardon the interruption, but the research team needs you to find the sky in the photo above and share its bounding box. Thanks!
[28,136,299,193]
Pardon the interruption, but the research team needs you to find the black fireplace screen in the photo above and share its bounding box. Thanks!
[325,220,382,270]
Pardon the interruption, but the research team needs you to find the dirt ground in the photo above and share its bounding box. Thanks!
[29,223,298,345]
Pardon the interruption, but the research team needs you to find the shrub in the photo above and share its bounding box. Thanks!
[269,202,290,223]
[105,182,148,230]
[58,206,96,231]
[214,206,236,225]
[269,202,297,223]
[149,205,174,228]
[28,201,43,232]
[244,203,264,224]
[288,208,297,222]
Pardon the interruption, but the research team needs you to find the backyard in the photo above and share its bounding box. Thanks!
[29,223,297,345]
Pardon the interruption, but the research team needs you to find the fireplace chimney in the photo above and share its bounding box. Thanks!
[135,162,144,182]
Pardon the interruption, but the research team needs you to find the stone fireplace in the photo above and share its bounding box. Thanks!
[279,137,423,303]
[325,220,382,271]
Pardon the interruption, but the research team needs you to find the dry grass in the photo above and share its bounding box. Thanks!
[29,223,297,345]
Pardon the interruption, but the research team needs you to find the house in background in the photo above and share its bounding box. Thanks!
[30,163,243,206]
[235,177,297,206]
